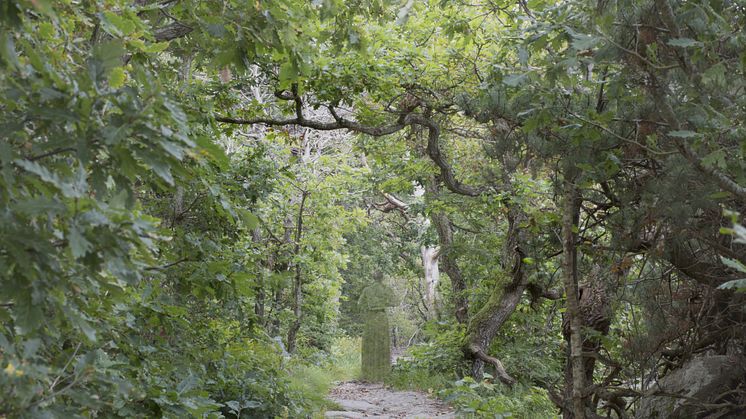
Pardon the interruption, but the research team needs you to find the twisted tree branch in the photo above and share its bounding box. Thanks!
[468,344,517,385]
[217,102,486,197]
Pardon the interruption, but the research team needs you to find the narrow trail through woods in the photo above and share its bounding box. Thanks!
[324,381,456,419]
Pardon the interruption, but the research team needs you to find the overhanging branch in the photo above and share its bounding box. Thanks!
[652,90,746,204]
[217,102,486,197]
[407,114,485,197]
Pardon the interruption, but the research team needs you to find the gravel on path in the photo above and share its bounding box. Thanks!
[324,380,456,419]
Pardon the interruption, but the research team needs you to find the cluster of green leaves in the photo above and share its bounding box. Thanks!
[389,320,557,418]
[718,213,746,292]
[0,1,362,417]
[391,325,471,383]
[288,335,362,405]
[1,1,201,415]
[4,0,746,416]
[440,377,556,419]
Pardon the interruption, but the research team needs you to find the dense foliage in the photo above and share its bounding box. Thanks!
[2,0,746,418]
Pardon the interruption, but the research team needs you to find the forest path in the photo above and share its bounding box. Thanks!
[324,380,456,418]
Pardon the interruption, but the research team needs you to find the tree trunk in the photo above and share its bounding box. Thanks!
[431,210,469,324]
[252,227,267,322]
[269,288,282,336]
[561,171,586,419]
[286,191,308,354]
[463,205,527,385]
[420,245,440,318]
[562,271,612,418]
[269,216,295,336]
[426,178,469,323]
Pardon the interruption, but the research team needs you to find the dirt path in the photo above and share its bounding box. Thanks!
[324,380,456,418]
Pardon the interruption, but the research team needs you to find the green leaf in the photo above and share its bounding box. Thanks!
[571,34,599,50]
[667,38,702,48]
[0,31,20,68]
[27,0,56,18]
[239,209,260,229]
[108,67,126,88]
[22,338,42,358]
[701,150,727,169]
[14,159,86,197]
[93,41,126,68]
[717,278,746,292]
[709,191,731,200]
[719,227,734,235]
[15,159,59,184]
[62,164,88,198]
[15,301,43,335]
[163,99,188,128]
[702,63,727,88]
[72,315,98,342]
[101,11,137,37]
[141,42,170,53]
[139,152,174,186]
[279,61,298,83]
[195,136,229,169]
[232,272,255,297]
[721,256,746,274]
[667,130,699,138]
[503,73,528,87]
[177,373,199,395]
[13,197,66,216]
[69,225,92,259]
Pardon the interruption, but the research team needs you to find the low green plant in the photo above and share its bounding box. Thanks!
[387,322,558,418]
[440,376,557,418]
[328,336,362,381]
[285,336,363,417]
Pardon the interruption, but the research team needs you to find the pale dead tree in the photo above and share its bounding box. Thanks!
[421,244,441,317]
[361,155,443,319]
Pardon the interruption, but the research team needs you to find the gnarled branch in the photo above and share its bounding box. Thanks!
[406,114,485,197]
[217,100,487,197]
[468,344,517,386]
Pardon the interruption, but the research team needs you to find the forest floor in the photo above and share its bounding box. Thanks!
[323,380,456,418]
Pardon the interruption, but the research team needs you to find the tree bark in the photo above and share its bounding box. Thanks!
[431,211,469,324]
[426,178,469,323]
[251,227,267,322]
[286,191,308,354]
[463,205,527,385]
[561,170,586,419]
[420,245,440,318]
[269,216,295,336]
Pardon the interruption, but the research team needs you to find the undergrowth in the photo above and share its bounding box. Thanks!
[291,336,362,417]
[387,324,558,418]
